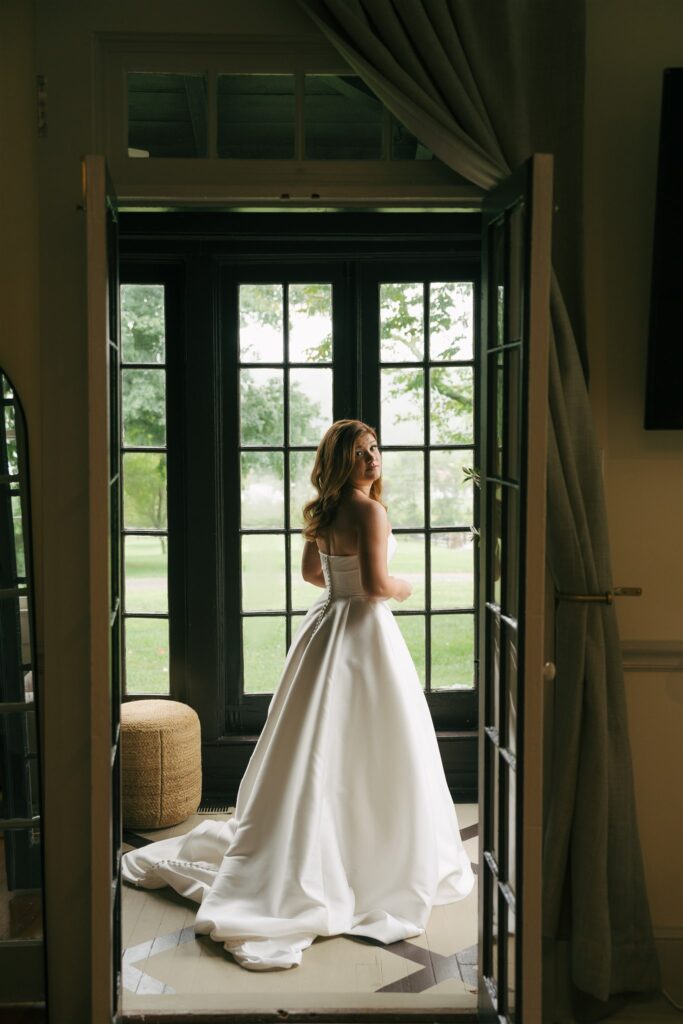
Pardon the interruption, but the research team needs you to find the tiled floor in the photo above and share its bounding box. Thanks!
[121,803,479,1014]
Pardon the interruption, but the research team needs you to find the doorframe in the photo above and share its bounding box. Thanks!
[94,194,489,1024]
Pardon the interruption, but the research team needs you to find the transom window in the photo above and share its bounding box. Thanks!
[127,72,434,162]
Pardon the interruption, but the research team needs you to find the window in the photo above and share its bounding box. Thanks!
[126,71,433,163]
[120,212,480,794]
[377,281,476,692]
[238,283,334,693]
[120,283,170,695]
[100,41,481,203]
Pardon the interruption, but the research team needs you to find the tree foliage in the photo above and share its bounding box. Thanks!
[120,279,475,535]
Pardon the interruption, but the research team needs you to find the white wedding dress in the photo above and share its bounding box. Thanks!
[122,533,475,970]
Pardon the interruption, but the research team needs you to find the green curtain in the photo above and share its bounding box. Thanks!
[297,0,660,1014]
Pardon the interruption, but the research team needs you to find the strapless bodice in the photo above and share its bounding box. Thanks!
[318,532,397,599]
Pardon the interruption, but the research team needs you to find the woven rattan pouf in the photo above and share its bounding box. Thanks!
[121,699,201,829]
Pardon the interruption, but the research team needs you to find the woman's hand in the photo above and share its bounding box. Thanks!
[391,577,412,603]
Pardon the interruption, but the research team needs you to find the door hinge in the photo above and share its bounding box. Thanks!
[37,75,47,138]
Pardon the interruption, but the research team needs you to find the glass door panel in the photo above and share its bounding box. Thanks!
[378,278,477,699]
[236,279,334,696]
[478,155,553,1024]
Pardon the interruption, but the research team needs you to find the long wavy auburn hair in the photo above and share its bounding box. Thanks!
[301,419,385,541]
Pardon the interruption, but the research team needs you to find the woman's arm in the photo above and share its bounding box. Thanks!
[301,539,326,588]
[357,502,411,601]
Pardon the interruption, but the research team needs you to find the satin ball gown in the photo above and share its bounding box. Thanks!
[122,532,475,970]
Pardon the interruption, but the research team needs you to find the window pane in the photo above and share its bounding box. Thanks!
[125,617,169,695]
[305,75,382,159]
[504,347,522,482]
[396,615,425,688]
[288,284,333,363]
[431,614,475,690]
[491,217,505,347]
[123,452,167,530]
[239,284,283,363]
[121,284,165,364]
[430,449,473,527]
[392,119,435,160]
[240,452,284,529]
[387,533,424,610]
[503,488,520,620]
[122,369,166,446]
[488,483,503,608]
[380,283,423,362]
[289,368,332,445]
[243,617,286,694]
[430,282,474,361]
[218,75,295,159]
[240,369,283,445]
[430,367,474,444]
[241,535,285,611]
[290,532,325,611]
[381,450,424,528]
[12,494,25,578]
[289,450,316,529]
[127,73,207,158]
[431,533,474,610]
[381,368,424,445]
[125,535,168,614]
[506,631,518,759]
[508,203,525,344]
[507,903,517,1020]
[4,402,17,476]
[0,825,43,942]
[488,609,501,731]
[489,350,504,478]
[291,612,306,640]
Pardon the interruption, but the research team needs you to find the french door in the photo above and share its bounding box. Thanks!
[118,216,482,799]
[85,155,123,1022]
[477,155,553,1022]
[219,259,479,733]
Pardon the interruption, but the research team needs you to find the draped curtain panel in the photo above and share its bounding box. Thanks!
[297,0,659,1012]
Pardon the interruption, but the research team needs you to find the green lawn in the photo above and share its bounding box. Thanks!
[124,535,475,695]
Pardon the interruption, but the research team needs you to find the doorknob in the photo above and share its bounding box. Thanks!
[543,662,556,681]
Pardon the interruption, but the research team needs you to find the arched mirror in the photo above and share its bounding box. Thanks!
[0,369,47,1009]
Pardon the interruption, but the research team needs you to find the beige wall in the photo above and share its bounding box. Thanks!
[584,0,683,961]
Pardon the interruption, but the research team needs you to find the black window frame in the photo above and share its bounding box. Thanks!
[119,212,481,799]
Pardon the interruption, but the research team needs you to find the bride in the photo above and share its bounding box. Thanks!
[122,419,475,971]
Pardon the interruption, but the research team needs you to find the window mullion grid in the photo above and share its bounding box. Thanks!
[423,283,432,696]
[120,336,168,697]
[283,285,292,650]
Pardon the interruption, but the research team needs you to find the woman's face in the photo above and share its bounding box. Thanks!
[348,432,381,489]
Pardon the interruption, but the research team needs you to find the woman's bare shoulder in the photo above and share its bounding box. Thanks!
[347,495,388,528]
